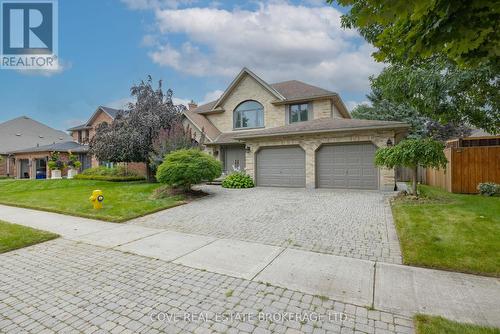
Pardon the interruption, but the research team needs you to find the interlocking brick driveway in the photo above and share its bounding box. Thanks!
[131,186,402,263]
[0,239,413,334]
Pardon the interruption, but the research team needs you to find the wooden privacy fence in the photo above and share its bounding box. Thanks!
[426,146,500,193]
[396,166,426,183]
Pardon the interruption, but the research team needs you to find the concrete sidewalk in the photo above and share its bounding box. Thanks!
[1,204,499,328]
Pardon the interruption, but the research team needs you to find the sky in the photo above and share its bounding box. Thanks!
[0,0,384,131]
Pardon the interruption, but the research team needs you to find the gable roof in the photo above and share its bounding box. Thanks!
[0,116,73,154]
[191,68,350,118]
[182,110,221,142]
[212,68,285,110]
[67,106,123,131]
[269,80,336,100]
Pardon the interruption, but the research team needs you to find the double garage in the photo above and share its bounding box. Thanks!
[255,143,379,190]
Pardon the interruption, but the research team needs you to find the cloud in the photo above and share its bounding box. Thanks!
[16,59,72,77]
[121,0,195,10]
[345,99,371,112]
[147,3,383,94]
[106,96,191,109]
[106,97,135,109]
[200,89,223,104]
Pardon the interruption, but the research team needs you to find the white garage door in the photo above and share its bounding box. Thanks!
[256,146,305,187]
[316,143,378,189]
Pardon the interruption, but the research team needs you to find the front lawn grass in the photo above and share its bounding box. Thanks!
[0,179,184,222]
[0,220,59,253]
[392,185,500,277]
[414,314,500,334]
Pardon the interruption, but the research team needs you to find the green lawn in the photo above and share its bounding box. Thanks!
[392,185,500,277]
[414,315,500,334]
[0,220,59,253]
[0,179,184,222]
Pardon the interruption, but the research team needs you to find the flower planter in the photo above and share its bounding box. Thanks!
[51,169,62,179]
[67,169,78,179]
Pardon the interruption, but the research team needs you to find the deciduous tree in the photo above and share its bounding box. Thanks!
[329,0,500,67]
[375,139,448,196]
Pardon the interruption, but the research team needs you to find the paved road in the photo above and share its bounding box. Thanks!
[131,186,402,263]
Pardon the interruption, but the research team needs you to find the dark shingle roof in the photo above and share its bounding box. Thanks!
[0,116,73,154]
[270,80,336,100]
[191,101,217,114]
[183,110,221,142]
[67,123,91,131]
[10,141,88,154]
[99,106,122,119]
[234,118,409,139]
[207,133,241,145]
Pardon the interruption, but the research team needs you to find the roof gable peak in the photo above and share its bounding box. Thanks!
[212,68,285,110]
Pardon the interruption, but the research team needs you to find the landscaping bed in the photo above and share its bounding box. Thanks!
[392,185,500,277]
[0,179,184,222]
[414,314,500,334]
[0,220,59,253]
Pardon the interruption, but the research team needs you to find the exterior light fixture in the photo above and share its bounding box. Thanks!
[245,146,251,153]
[386,138,393,147]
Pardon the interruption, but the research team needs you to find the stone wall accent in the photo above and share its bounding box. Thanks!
[313,99,333,119]
[244,130,396,191]
[205,74,337,132]
[207,74,286,132]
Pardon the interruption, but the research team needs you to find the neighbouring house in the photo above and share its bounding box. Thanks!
[0,116,77,179]
[426,129,500,193]
[183,68,409,190]
[68,106,147,176]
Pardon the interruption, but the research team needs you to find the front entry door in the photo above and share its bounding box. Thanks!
[224,145,246,173]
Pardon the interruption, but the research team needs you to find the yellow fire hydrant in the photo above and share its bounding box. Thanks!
[89,190,104,209]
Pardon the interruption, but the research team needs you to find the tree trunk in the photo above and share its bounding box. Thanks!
[411,165,418,196]
[145,161,154,183]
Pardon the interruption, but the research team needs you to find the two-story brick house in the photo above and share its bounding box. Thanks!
[68,106,147,176]
[183,68,409,190]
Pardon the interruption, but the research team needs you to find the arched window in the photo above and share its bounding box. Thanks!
[233,100,264,129]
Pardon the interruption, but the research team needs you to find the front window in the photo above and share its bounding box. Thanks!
[289,103,309,123]
[234,100,264,129]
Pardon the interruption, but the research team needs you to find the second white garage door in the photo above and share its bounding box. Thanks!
[316,143,378,189]
[256,146,305,187]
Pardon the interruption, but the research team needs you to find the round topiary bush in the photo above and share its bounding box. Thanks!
[156,149,222,190]
[222,172,255,189]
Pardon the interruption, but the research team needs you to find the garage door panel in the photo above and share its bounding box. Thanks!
[256,147,305,187]
[317,143,378,190]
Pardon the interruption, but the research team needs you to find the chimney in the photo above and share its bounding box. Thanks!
[188,100,198,110]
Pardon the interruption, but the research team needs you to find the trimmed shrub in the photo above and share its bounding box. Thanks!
[80,166,138,177]
[73,174,145,182]
[156,149,222,190]
[477,182,499,196]
[222,172,255,189]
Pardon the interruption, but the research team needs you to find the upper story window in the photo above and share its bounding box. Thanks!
[289,103,309,123]
[234,100,264,129]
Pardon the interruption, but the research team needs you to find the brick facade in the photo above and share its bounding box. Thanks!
[239,130,396,191]
[205,74,341,132]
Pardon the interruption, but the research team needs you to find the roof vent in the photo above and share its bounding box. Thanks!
[39,135,44,138]
[16,133,21,136]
